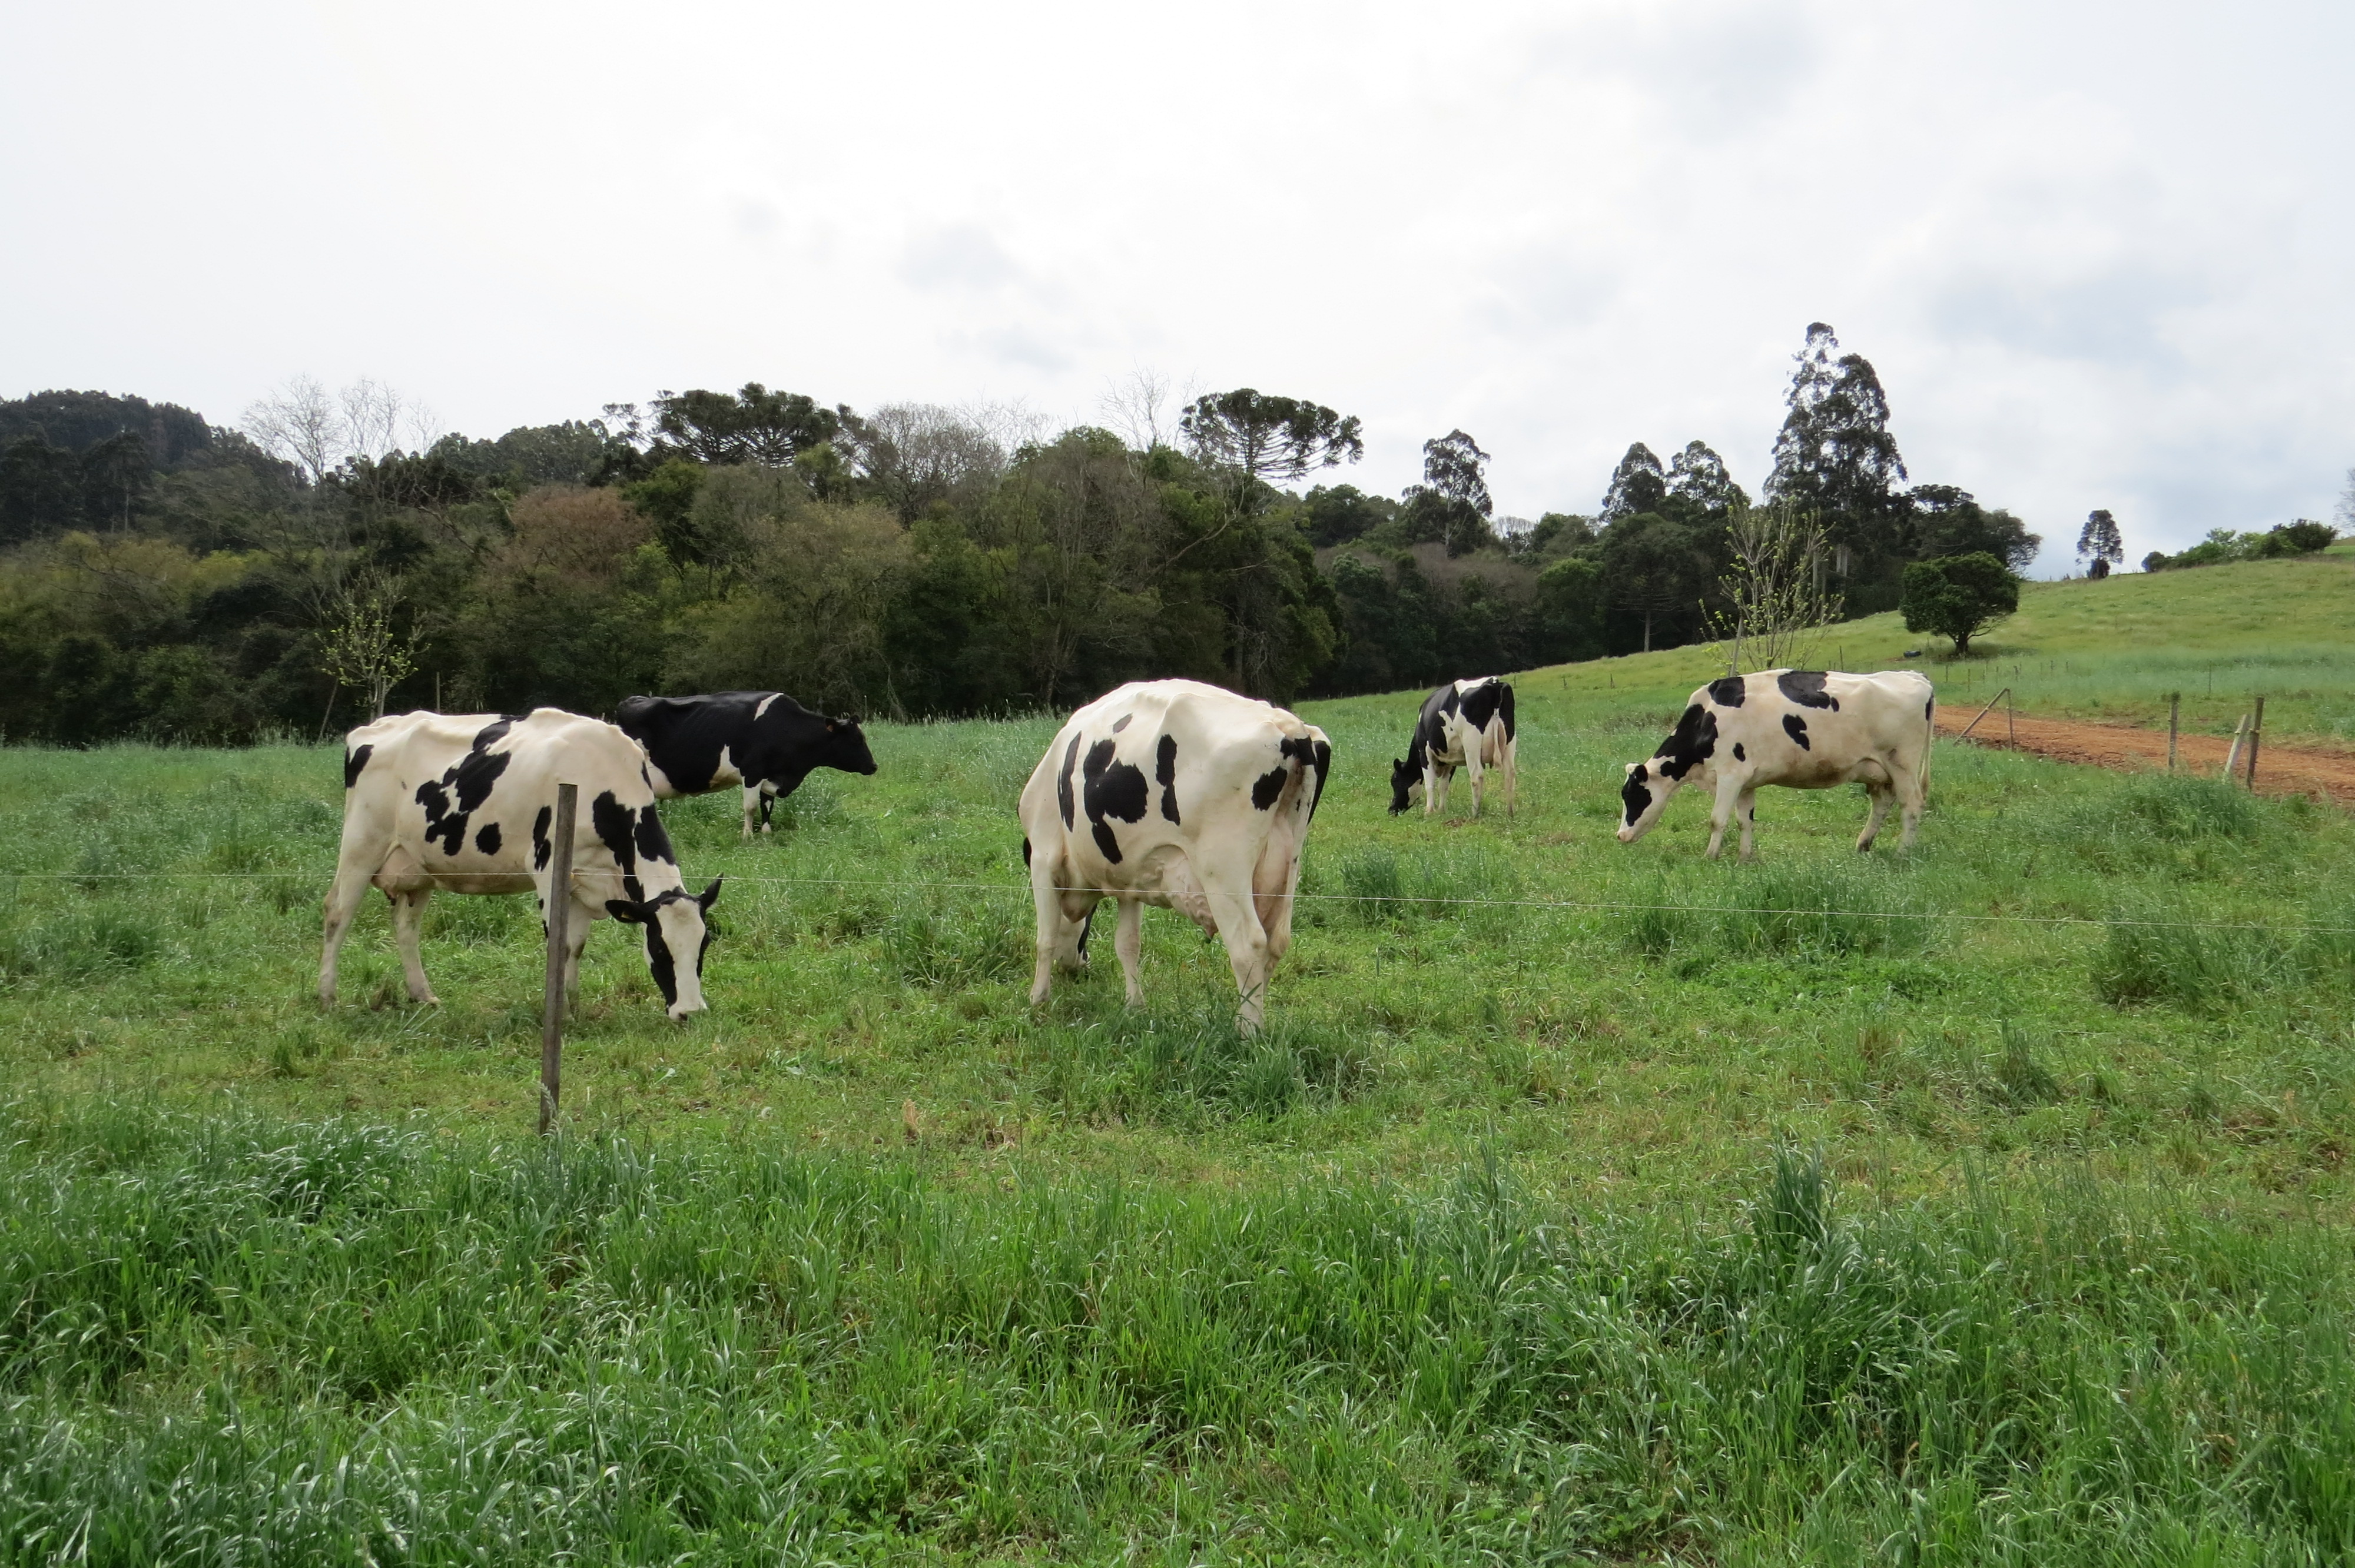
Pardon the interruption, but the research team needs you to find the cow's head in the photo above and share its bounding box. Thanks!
[1617,760,1685,843]
[825,715,880,776]
[606,877,723,1020]
[1388,756,1418,814]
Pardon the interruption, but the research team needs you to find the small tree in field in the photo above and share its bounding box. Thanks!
[2077,509,2124,573]
[319,575,419,719]
[1706,499,1840,672]
[1902,552,2018,656]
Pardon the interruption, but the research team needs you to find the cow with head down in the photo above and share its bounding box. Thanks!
[1617,669,1935,859]
[1020,679,1331,1032]
[323,708,721,1020]
[1389,676,1518,818]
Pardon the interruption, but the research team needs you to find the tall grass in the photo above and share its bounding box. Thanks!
[2,1105,2351,1562]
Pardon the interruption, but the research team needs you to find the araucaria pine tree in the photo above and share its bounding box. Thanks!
[2077,509,2125,574]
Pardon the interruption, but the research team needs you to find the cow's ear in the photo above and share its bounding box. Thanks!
[1623,763,1641,777]
[696,876,722,911]
[605,899,648,925]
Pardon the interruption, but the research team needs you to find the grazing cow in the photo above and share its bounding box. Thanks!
[1019,679,1331,1032]
[615,691,877,839]
[1617,669,1935,859]
[323,709,722,1020]
[1389,676,1518,817]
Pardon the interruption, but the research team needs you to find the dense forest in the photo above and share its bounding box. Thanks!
[0,324,2043,743]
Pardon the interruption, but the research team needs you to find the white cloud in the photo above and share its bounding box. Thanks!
[2,0,2349,570]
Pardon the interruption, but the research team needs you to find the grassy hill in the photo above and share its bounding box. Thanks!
[1524,552,2355,750]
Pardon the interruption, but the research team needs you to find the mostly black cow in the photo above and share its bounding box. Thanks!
[1617,669,1935,859]
[323,709,721,1019]
[615,691,877,839]
[1019,679,1331,1032]
[1390,676,1518,817]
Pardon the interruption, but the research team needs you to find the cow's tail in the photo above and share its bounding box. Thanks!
[1921,689,1936,797]
[1499,682,1516,742]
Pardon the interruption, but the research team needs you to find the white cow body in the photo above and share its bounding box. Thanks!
[1617,669,1934,859]
[1391,676,1517,818]
[322,709,719,1019]
[1019,679,1331,1031]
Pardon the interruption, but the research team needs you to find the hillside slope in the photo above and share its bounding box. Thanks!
[1512,553,2355,750]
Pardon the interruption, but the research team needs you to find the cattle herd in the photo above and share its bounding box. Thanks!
[321,668,1938,1028]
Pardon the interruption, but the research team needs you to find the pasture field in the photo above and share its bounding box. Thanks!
[1541,552,2355,751]
[4,655,2355,1560]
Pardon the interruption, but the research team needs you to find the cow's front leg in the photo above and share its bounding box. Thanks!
[1113,898,1145,1005]
[1857,785,1896,853]
[1704,777,1743,860]
[741,784,762,840]
[563,902,592,999]
[319,866,373,1007]
[390,889,437,1004]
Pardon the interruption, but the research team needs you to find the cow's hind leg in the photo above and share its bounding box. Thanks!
[1893,759,1927,849]
[1198,866,1272,1034]
[1737,789,1759,861]
[390,889,437,1005]
[1113,898,1145,1005]
[319,864,375,1007]
[1427,764,1450,817]
[1463,746,1486,819]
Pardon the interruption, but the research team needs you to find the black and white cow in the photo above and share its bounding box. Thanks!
[1617,669,1935,859]
[1019,679,1332,1032]
[323,709,722,1020]
[1389,676,1518,817]
[615,691,877,839]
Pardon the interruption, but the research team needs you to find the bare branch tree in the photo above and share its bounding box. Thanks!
[1706,499,1842,673]
[1099,366,1176,452]
[242,375,341,483]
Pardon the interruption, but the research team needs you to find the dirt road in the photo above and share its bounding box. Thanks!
[1935,703,2355,806]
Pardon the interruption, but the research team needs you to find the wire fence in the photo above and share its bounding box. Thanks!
[4,866,2351,937]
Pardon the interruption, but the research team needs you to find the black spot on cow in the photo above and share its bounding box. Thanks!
[1777,670,1839,710]
[475,822,500,856]
[413,721,518,856]
[635,806,674,865]
[470,715,522,752]
[1652,704,1719,780]
[591,790,644,901]
[1251,766,1291,810]
[343,743,373,789]
[1708,675,1747,707]
[1621,764,1653,826]
[1057,735,1080,829]
[1309,739,1332,818]
[1783,713,1812,750]
[1925,697,1935,723]
[1021,836,1031,866]
[1458,679,1502,732]
[1156,733,1180,823]
[414,778,462,853]
[1110,713,1132,733]
[532,805,553,869]
[1082,738,1149,864]
[1732,742,1746,762]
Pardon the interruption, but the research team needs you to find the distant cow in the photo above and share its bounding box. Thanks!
[615,691,877,838]
[1389,676,1518,817]
[1617,669,1935,859]
[323,709,722,1021]
[1019,679,1331,1032]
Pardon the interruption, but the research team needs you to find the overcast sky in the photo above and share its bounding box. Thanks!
[6,0,2350,570]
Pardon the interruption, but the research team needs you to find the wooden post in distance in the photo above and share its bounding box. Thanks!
[539,781,577,1136]
[2167,693,2180,771]
[2245,696,2264,790]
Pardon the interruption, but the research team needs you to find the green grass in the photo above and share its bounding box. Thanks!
[1535,552,2355,749]
[4,596,2355,1556]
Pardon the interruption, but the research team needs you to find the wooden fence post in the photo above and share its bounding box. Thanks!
[2245,695,2264,790]
[2223,715,2248,784]
[539,781,578,1136]
[2167,693,2180,771]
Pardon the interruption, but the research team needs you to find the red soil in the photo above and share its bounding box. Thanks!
[1935,703,2355,806]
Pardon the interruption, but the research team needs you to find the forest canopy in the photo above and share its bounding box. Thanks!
[0,330,2081,743]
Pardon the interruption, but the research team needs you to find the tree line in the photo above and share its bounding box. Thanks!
[0,325,2083,744]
